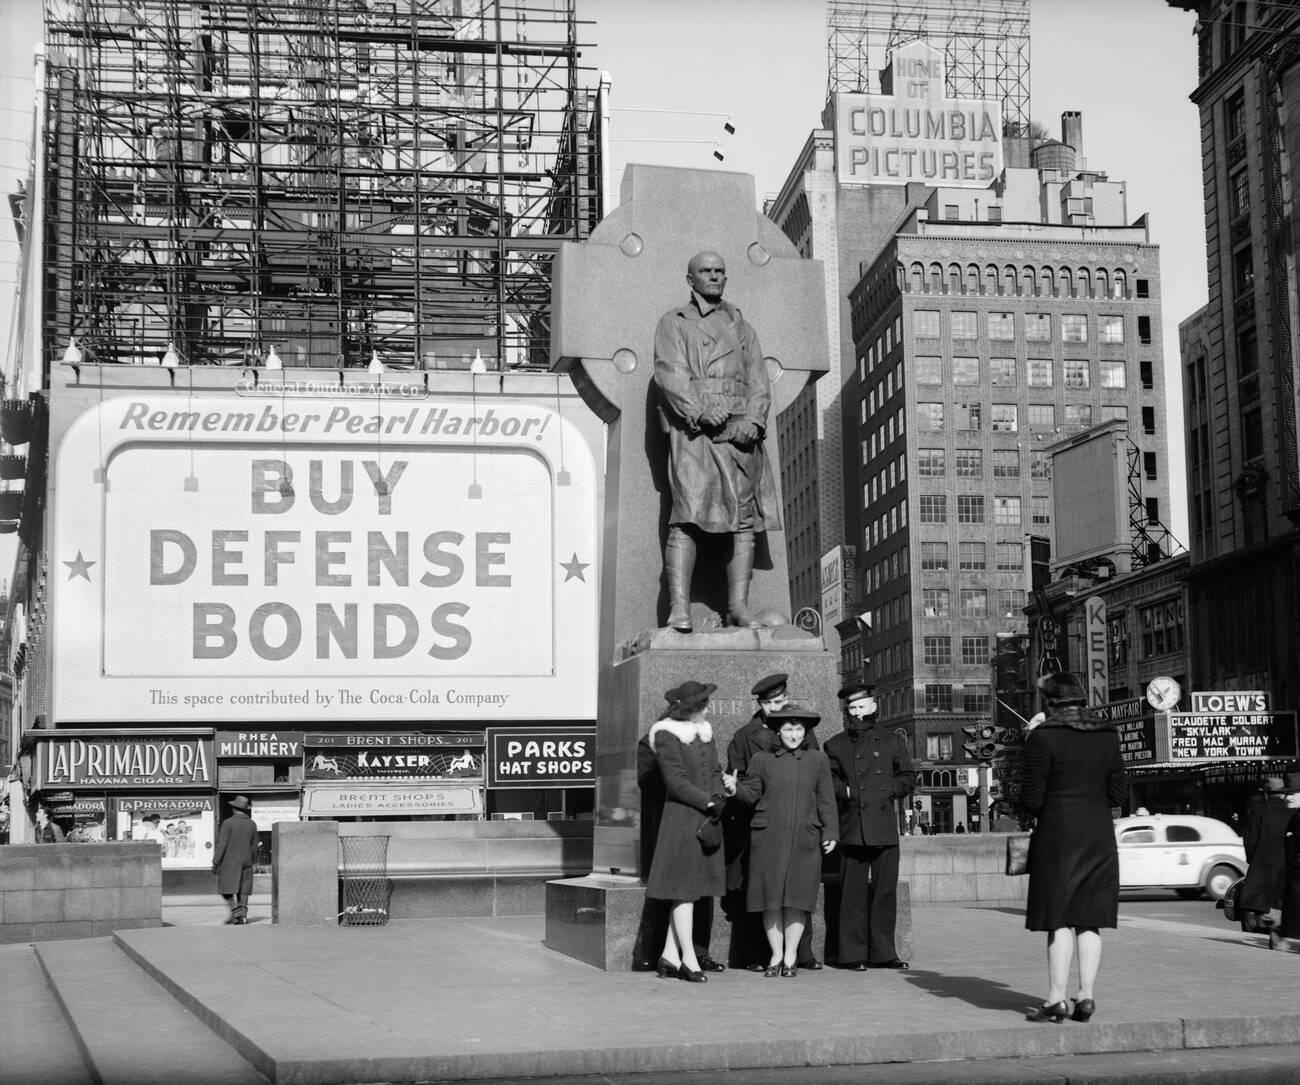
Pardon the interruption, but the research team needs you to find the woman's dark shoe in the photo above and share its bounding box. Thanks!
[1025,1001,1069,1023]
[698,956,726,972]
[762,965,780,978]
[779,964,798,977]
[678,967,708,983]
[655,958,680,979]
[1071,998,1095,1022]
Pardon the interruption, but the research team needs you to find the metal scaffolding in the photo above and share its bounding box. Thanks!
[41,0,600,373]
[826,0,1030,138]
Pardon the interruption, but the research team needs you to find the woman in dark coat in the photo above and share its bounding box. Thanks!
[645,680,729,982]
[1240,775,1292,931]
[1020,672,1126,1023]
[736,703,838,977]
[1271,774,1300,949]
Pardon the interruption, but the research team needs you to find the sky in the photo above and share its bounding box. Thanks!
[0,0,1205,583]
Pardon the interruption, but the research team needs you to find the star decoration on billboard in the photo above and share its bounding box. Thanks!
[560,553,590,582]
[64,551,96,581]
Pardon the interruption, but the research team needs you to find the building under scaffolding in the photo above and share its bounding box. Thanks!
[40,0,600,374]
[826,0,1030,138]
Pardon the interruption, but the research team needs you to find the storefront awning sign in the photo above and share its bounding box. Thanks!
[1095,699,1157,765]
[37,732,214,788]
[304,732,483,779]
[216,732,304,759]
[486,727,596,789]
[302,781,481,817]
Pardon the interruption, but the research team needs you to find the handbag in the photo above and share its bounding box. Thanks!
[1005,832,1031,876]
[697,815,723,853]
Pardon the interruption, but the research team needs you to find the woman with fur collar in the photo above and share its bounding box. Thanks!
[644,679,730,982]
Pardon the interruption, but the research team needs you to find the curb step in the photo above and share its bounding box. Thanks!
[34,938,270,1085]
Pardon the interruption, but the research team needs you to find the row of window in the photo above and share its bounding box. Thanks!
[920,587,1026,619]
[918,493,1050,527]
[913,355,1133,390]
[901,263,1148,302]
[921,684,991,713]
[917,448,1051,480]
[910,309,1153,345]
[917,401,1130,432]
[863,453,907,508]
[866,499,908,551]
[922,634,993,667]
[920,540,1027,573]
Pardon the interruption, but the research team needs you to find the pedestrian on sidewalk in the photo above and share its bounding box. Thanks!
[824,681,915,971]
[1240,775,1292,936]
[34,804,65,843]
[734,703,837,977]
[212,795,258,925]
[644,680,730,983]
[1020,672,1126,1024]
[1270,773,1300,951]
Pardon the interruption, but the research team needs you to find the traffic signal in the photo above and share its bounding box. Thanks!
[992,633,1033,730]
[962,723,999,762]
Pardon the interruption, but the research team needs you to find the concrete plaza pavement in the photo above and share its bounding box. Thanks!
[2,895,1300,1085]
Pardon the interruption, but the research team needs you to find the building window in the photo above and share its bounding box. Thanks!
[958,541,986,570]
[918,448,945,477]
[1032,452,1051,479]
[1143,451,1158,481]
[1226,89,1245,144]
[1243,405,1264,460]
[955,449,983,478]
[952,356,980,384]
[996,589,1026,618]
[1233,247,1254,295]
[951,310,978,338]
[1136,278,1150,299]
[961,635,989,665]
[1025,313,1051,341]
[992,450,1020,478]
[1065,404,1093,428]
[1062,314,1088,342]
[921,541,949,570]
[1138,315,1152,344]
[924,636,952,665]
[924,684,954,712]
[987,205,1002,223]
[916,356,942,384]
[918,402,944,431]
[957,494,985,524]
[1064,359,1091,389]
[991,404,1018,432]
[987,312,1015,340]
[1139,598,1185,658]
[923,588,950,617]
[993,496,1021,526]
[914,310,940,337]
[990,357,1017,386]
[925,732,954,759]
[959,588,988,618]
[920,494,948,523]
[964,684,992,713]
[955,403,982,431]
[1032,496,1051,525]
[1229,168,1250,219]
[1100,361,1127,389]
[1099,315,1124,344]
[996,541,1023,571]
[1239,326,1259,376]
[1027,358,1054,387]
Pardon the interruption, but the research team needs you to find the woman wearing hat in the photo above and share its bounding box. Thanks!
[1240,774,1293,937]
[735,703,838,977]
[645,680,729,982]
[1021,672,1126,1023]
[1269,772,1300,950]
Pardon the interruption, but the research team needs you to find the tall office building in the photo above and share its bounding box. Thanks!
[1170,1,1300,708]
[767,19,1174,831]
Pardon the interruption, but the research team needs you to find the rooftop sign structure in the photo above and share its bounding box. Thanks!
[834,41,1003,188]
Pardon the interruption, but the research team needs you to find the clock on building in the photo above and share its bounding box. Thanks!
[1145,676,1182,712]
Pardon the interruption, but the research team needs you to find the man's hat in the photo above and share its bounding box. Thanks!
[1262,775,1286,793]
[228,795,251,811]
[837,680,875,702]
[665,680,717,714]
[765,702,821,729]
[752,673,789,699]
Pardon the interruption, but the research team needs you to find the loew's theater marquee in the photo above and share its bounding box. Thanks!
[50,386,600,723]
[834,41,1003,188]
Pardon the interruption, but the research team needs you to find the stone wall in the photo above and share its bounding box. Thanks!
[900,833,1029,906]
[0,842,163,943]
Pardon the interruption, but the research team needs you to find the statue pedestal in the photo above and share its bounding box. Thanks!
[545,640,840,970]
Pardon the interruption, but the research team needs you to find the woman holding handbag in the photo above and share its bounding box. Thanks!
[1020,672,1126,1023]
[735,703,838,977]
[644,679,730,983]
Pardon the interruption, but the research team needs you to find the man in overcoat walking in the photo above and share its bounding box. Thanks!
[212,794,258,925]
[824,681,915,969]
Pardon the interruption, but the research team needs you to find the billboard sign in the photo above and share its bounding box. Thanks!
[1155,711,1299,762]
[835,41,1003,188]
[36,731,215,788]
[1094,698,1157,765]
[486,727,596,789]
[51,390,600,722]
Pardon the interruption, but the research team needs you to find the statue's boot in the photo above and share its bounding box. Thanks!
[665,526,696,632]
[727,530,761,629]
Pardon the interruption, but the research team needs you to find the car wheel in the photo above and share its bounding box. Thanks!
[1175,887,1203,900]
[1204,864,1239,901]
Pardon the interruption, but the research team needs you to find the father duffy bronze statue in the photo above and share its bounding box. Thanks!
[653,250,780,633]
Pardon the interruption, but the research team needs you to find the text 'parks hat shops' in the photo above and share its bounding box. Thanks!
[837,680,875,702]
[752,672,789,699]
[764,702,821,729]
